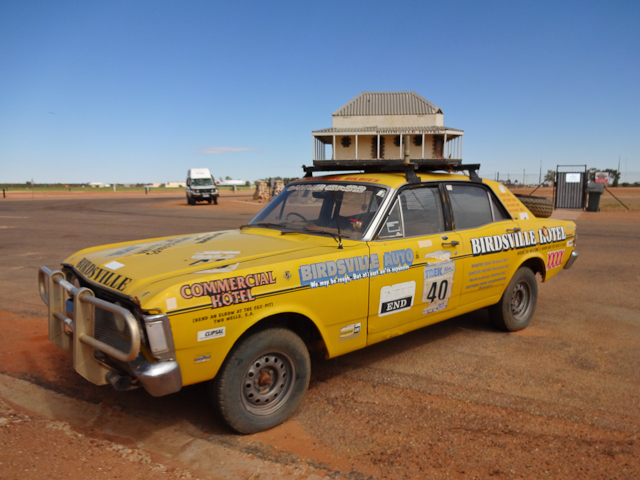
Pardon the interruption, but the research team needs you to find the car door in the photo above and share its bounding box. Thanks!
[444,182,519,307]
[367,184,463,336]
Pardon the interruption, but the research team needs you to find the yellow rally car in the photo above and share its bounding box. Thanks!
[38,164,577,434]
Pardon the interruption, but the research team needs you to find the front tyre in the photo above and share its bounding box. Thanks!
[211,328,310,434]
[489,267,538,332]
[213,196,218,205]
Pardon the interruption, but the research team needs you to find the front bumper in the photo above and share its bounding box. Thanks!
[564,250,578,270]
[193,189,219,198]
[38,267,182,397]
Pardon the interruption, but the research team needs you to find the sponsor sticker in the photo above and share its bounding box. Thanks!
[197,327,226,342]
[165,297,177,310]
[196,263,239,274]
[194,354,212,364]
[191,251,240,261]
[103,260,125,270]
[424,250,451,263]
[298,248,414,289]
[181,271,275,309]
[106,245,142,257]
[288,184,367,193]
[75,257,132,291]
[418,239,433,248]
[339,323,361,341]
[546,249,565,269]
[470,227,566,256]
[519,212,529,220]
[379,281,416,316]
[422,260,455,314]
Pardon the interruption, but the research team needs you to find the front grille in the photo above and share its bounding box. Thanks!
[94,306,134,355]
[64,264,145,358]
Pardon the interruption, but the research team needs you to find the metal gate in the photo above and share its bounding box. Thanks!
[554,165,587,209]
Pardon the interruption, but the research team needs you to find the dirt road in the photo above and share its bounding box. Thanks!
[1,191,639,479]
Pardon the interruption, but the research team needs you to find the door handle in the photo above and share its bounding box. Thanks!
[441,241,459,247]
[507,228,521,233]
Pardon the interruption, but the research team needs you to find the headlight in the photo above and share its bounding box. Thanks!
[62,268,82,300]
[114,302,127,332]
[143,314,176,361]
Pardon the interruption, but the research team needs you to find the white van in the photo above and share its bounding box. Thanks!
[186,168,219,205]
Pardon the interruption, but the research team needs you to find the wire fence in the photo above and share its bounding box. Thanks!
[480,171,640,186]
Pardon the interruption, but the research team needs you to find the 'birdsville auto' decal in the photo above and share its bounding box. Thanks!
[181,272,276,309]
[298,249,414,288]
[471,227,566,256]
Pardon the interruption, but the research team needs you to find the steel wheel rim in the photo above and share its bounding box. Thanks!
[241,352,295,415]
[510,281,531,320]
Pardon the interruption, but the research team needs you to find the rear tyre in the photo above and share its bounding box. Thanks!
[489,267,538,332]
[211,328,310,434]
[514,195,553,218]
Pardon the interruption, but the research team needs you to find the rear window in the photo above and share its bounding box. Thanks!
[447,184,493,230]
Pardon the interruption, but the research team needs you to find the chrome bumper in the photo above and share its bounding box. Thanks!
[564,250,578,270]
[38,267,182,397]
[130,355,182,397]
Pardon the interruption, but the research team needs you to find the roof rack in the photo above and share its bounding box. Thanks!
[302,159,482,184]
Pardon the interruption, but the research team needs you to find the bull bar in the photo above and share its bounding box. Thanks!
[38,267,182,396]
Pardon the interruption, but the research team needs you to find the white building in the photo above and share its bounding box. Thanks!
[312,92,463,165]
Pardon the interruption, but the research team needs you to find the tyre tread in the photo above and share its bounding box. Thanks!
[515,195,553,218]
[211,328,310,434]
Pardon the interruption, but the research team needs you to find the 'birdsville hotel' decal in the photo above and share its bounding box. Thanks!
[181,272,276,309]
[471,227,566,256]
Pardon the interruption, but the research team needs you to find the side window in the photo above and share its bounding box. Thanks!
[399,187,444,237]
[378,199,404,239]
[490,192,512,221]
[447,184,493,230]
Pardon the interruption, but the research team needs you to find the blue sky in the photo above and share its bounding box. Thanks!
[1,0,639,184]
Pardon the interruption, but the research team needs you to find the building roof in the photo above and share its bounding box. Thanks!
[333,92,443,116]
[312,126,462,135]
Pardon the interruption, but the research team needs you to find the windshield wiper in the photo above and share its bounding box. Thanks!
[240,222,284,230]
[240,222,306,235]
[302,226,350,245]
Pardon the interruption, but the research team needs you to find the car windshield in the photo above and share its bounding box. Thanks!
[249,182,388,240]
[193,178,214,186]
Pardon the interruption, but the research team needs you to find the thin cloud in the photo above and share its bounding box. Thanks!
[200,146,259,154]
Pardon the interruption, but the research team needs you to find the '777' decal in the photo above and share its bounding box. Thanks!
[546,249,565,269]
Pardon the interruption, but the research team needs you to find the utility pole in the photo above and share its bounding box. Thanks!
[539,159,542,185]
[618,155,621,183]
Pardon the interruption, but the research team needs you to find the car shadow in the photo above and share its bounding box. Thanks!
[26,307,501,446]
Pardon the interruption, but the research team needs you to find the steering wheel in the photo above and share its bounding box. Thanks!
[286,212,308,222]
